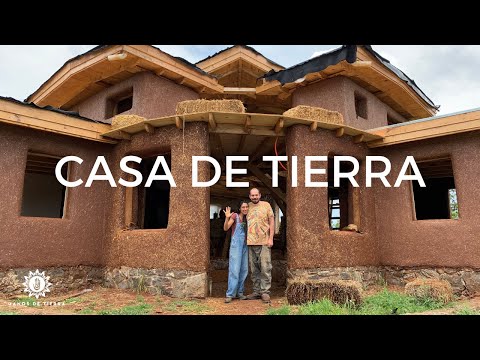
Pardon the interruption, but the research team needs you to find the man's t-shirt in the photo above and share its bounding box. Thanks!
[247,201,274,246]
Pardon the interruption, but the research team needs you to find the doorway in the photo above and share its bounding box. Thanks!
[207,132,288,298]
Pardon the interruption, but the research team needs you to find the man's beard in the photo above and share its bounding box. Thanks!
[251,199,260,204]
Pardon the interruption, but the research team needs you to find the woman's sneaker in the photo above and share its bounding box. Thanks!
[224,297,233,303]
[238,294,247,300]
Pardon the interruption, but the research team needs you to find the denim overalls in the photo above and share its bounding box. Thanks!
[226,214,248,298]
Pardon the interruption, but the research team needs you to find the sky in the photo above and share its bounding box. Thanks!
[1,45,479,116]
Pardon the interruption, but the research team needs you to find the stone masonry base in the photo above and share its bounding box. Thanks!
[0,266,208,298]
[289,266,480,296]
[0,266,104,296]
[104,267,208,298]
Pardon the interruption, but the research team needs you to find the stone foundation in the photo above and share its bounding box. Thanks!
[0,266,104,296]
[381,266,480,296]
[103,267,208,298]
[289,266,480,296]
[288,266,382,288]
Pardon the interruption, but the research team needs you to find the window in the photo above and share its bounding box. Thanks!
[412,157,458,220]
[328,157,354,230]
[21,152,68,218]
[133,154,171,229]
[354,92,368,119]
[116,96,133,115]
[106,88,133,118]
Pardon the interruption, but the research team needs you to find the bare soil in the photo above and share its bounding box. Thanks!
[1,284,478,315]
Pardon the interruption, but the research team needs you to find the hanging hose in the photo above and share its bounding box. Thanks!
[275,137,288,171]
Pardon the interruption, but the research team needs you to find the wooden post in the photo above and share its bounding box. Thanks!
[144,123,155,134]
[275,118,284,134]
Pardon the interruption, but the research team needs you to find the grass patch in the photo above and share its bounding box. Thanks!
[357,289,447,315]
[267,289,450,315]
[13,297,38,307]
[0,311,18,315]
[164,300,212,314]
[298,299,350,315]
[266,305,291,315]
[65,297,84,304]
[78,308,95,315]
[455,306,480,315]
[97,303,153,315]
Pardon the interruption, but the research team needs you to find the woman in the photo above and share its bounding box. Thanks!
[223,201,249,303]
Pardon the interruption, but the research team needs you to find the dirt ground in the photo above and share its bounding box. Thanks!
[1,283,479,315]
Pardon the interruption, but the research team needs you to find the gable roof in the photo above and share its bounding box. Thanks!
[26,45,224,109]
[259,45,438,120]
[196,45,284,70]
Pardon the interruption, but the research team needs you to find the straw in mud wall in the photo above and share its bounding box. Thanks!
[283,105,344,125]
[176,99,245,115]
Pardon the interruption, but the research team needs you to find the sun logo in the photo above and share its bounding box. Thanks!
[22,270,53,299]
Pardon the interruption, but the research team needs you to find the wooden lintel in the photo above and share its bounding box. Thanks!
[144,123,155,134]
[336,127,345,137]
[353,134,364,143]
[177,77,186,85]
[156,69,166,77]
[310,121,318,131]
[175,116,183,129]
[118,131,132,140]
[198,86,206,93]
[208,113,217,130]
[274,118,284,133]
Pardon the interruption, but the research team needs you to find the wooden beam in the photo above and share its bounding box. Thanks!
[125,186,133,227]
[250,137,274,163]
[144,123,155,134]
[224,87,257,95]
[246,164,287,204]
[118,131,132,140]
[245,115,252,133]
[336,127,345,137]
[274,118,284,134]
[0,98,117,144]
[353,134,364,143]
[211,124,282,137]
[310,121,318,132]
[175,116,183,130]
[368,110,480,148]
[237,134,247,153]
[208,113,216,129]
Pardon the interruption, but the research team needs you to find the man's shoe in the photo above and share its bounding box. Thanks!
[224,297,233,303]
[238,294,247,300]
[261,293,271,303]
[245,293,261,300]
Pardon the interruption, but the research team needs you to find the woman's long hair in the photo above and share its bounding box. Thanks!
[238,200,249,222]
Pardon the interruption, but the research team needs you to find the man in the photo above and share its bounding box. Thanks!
[246,188,274,303]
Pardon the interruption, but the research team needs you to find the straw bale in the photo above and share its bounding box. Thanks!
[111,114,146,129]
[286,279,363,306]
[176,99,245,115]
[405,278,454,304]
[283,105,344,125]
